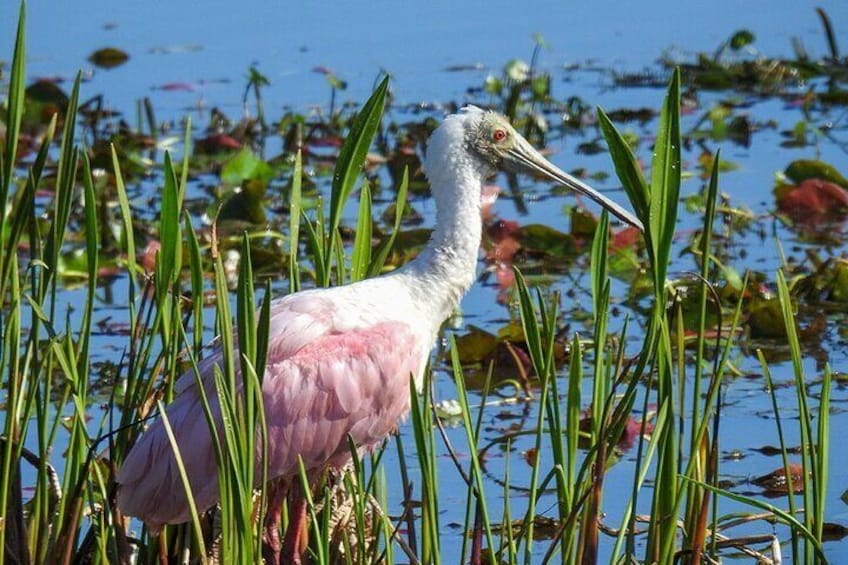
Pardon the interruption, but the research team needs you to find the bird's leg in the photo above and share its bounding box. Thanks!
[281,481,310,565]
[261,479,288,565]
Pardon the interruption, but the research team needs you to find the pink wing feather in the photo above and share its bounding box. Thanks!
[116,293,424,531]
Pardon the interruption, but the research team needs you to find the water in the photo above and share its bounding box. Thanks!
[2,0,848,561]
[4,0,845,113]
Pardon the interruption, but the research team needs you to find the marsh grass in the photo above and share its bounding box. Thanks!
[0,4,837,564]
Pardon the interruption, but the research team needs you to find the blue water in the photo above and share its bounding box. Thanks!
[4,0,845,113]
[2,0,848,562]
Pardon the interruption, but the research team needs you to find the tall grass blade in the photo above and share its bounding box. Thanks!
[157,153,183,293]
[511,267,560,562]
[296,457,327,565]
[816,365,831,545]
[409,373,440,564]
[1,1,26,204]
[289,150,303,293]
[156,400,209,564]
[596,110,649,227]
[324,76,389,284]
[777,269,817,563]
[180,116,192,197]
[112,144,138,298]
[0,258,24,565]
[42,73,81,306]
[369,167,408,277]
[0,116,54,299]
[350,181,373,282]
[816,7,840,62]
[78,152,99,388]
[184,214,205,352]
[611,400,670,560]
[759,351,801,557]
[648,68,681,288]
[686,149,722,559]
[450,337,495,559]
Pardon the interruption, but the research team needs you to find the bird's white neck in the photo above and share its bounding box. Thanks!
[400,115,488,326]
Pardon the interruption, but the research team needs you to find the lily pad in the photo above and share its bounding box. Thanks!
[23,79,69,126]
[783,159,848,187]
[797,259,848,303]
[752,463,805,495]
[517,224,577,259]
[196,134,242,154]
[747,297,786,338]
[218,179,268,225]
[454,326,499,364]
[832,261,848,303]
[221,147,275,185]
[570,207,598,238]
[88,47,129,69]
[776,179,848,224]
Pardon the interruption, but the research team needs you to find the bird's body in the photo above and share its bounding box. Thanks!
[116,106,640,557]
[117,108,487,530]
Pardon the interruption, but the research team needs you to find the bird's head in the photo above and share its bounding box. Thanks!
[459,106,643,230]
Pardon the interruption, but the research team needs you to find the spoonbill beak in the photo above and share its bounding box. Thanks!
[502,135,644,231]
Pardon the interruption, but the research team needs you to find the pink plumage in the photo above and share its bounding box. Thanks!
[117,292,426,531]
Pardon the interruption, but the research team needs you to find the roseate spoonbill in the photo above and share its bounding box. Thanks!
[116,106,641,562]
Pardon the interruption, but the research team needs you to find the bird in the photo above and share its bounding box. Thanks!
[116,106,642,563]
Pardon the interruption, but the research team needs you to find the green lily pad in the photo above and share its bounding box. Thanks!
[748,297,786,338]
[570,207,598,238]
[832,261,848,303]
[221,147,275,185]
[517,224,577,259]
[454,326,499,364]
[88,47,129,69]
[783,159,848,188]
[218,179,268,225]
[608,246,642,280]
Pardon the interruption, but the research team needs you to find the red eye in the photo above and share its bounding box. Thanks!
[493,129,507,142]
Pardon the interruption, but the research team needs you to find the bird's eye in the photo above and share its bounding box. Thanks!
[493,129,507,142]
